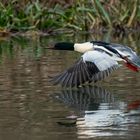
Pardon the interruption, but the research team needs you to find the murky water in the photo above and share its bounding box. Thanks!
[0,32,140,140]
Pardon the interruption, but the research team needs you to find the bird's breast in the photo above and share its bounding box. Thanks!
[74,42,94,53]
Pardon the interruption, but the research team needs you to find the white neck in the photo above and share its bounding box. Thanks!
[74,42,94,53]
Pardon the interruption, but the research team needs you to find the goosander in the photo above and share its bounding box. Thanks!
[52,41,140,87]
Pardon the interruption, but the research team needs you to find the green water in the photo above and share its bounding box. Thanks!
[0,32,140,140]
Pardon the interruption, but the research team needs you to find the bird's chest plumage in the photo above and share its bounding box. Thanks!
[74,42,94,53]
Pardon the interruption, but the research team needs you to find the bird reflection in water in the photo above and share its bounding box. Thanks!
[54,86,140,138]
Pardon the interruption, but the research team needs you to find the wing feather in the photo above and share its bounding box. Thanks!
[63,73,70,87]
[110,43,140,68]
[52,71,66,85]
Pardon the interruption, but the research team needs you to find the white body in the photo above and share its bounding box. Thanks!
[82,51,118,71]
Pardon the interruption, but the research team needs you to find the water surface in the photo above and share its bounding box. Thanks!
[0,32,140,140]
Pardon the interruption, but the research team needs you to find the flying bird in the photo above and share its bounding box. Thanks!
[51,41,140,87]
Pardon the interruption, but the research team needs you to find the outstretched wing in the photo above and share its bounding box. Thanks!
[52,59,99,87]
[51,51,119,87]
[110,43,140,68]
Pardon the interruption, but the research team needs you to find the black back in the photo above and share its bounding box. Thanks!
[91,41,120,56]
[90,41,110,46]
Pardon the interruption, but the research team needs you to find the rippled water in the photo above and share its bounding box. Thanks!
[0,32,140,140]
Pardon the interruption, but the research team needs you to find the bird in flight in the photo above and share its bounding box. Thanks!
[51,41,140,87]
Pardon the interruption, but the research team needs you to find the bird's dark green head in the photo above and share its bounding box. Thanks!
[54,42,74,50]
